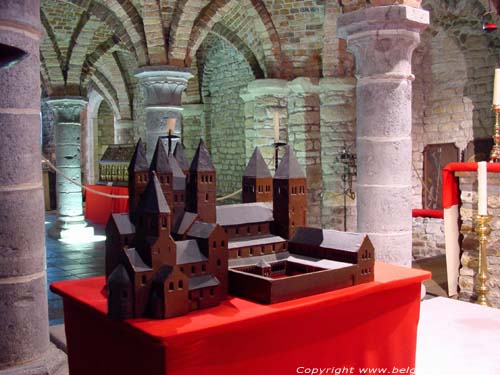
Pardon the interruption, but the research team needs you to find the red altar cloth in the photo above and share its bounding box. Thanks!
[84,185,128,225]
[51,263,429,375]
[412,209,443,219]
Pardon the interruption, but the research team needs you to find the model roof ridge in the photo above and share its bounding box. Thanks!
[129,138,149,172]
[173,143,189,171]
[243,147,272,178]
[150,138,173,174]
[274,146,306,179]
[136,172,171,214]
[190,139,215,172]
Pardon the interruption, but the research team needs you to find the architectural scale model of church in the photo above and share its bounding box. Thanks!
[105,138,375,319]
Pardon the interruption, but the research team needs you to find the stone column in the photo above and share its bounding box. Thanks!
[135,66,193,160]
[0,1,66,373]
[114,118,134,144]
[338,6,429,266]
[46,98,93,240]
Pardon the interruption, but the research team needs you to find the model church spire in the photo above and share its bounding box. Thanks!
[273,146,307,239]
[242,147,272,203]
[150,139,174,214]
[128,138,149,223]
[188,139,217,223]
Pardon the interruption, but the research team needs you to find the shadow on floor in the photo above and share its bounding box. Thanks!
[413,254,449,298]
[45,212,106,325]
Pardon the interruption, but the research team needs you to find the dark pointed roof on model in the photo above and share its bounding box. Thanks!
[168,154,186,191]
[150,139,173,175]
[128,138,149,172]
[108,264,131,285]
[274,146,306,179]
[136,173,170,214]
[190,139,215,172]
[243,147,272,178]
[174,143,189,171]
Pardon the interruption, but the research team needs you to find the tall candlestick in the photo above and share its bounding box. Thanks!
[494,69,500,106]
[478,161,488,215]
[167,118,176,133]
[273,111,280,144]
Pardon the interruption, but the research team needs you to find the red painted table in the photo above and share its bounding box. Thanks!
[51,262,429,375]
[84,185,128,225]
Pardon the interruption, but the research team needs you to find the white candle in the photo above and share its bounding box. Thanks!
[167,118,176,133]
[273,111,280,143]
[493,69,500,106]
[478,161,488,215]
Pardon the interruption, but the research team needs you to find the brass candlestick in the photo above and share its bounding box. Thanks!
[474,214,492,307]
[490,105,500,162]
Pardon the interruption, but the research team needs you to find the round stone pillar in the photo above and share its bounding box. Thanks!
[135,66,193,160]
[46,98,93,240]
[0,1,65,373]
[115,118,134,144]
[338,6,429,266]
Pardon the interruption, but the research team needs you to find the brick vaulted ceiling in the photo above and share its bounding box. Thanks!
[39,0,302,115]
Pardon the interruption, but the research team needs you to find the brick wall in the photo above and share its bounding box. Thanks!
[97,100,115,163]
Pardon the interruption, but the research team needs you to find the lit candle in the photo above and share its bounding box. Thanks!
[273,111,280,144]
[493,69,500,106]
[167,118,176,134]
[478,161,488,215]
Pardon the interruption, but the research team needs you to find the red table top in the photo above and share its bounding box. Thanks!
[51,262,430,345]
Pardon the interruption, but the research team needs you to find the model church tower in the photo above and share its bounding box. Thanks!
[188,139,217,223]
[128,138,149,223]
[242,147,272,203]
[149,139,174,213]
[273,146,307,239]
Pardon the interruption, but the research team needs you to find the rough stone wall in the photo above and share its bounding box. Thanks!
[411,0,497,208]
[412,217,445,259]
[458,172,500,308]
[201,37,255,196]
[97,100,115,164]
[319,78,357,231]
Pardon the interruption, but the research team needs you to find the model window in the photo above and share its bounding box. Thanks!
[220,240,225,247]
[217,259,221,267]
[191,266,196,274]
[247,226,250,234]
[205,193,209,202]
[141,275,147,285]
[210,288,214,296]
[261,246,264,254]
[169,282,174,291]
[249,248,253,255]
[178,280,183,289]
[257,225,261,233]
[238,250,241,257]
[213,240,217,248]
[235,227,239,234]
[200,290,204,298]
[167,176,170,184]
[209,175,213,182]
[162,217,167,228]
[202,264,206,272]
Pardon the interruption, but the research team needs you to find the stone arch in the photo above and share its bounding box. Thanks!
[66,0,148,65]
[40,9,65,90]
[186,0,282,77]
[168,0,208,65]
[142,0,168,64]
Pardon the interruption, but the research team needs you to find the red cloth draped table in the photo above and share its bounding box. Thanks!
[84,185,129,225]
[51,262,429,375]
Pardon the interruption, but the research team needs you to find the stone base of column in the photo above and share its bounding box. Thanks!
[48,217,94,241]
[0,343,68,375]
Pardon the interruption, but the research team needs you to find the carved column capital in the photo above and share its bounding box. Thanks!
[45,97,87,123]
[135,65,194,110]
[338,5,429,79]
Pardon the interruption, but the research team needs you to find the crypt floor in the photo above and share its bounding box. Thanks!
[45,211,448,325]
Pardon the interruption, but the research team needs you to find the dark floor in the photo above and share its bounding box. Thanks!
[45,211,448,325]
[46,212,106,325]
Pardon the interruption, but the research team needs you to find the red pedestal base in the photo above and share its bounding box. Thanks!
[51,262,429,375]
